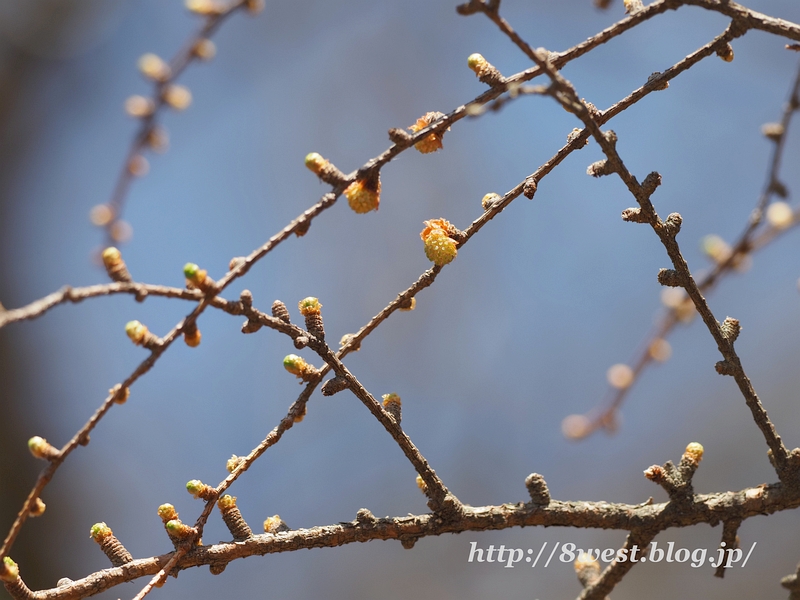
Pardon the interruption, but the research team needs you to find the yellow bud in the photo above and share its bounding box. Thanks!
[684,442,704,464]
[344,176,381,214]
[138,53,171,82]
[124,95,155,118]
[193,39,217,60]
[163,84,192,110]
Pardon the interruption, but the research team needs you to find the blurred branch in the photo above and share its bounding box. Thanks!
[571,61,800,440]
[2,2,800,599]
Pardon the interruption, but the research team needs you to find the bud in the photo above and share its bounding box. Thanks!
[716,42,734,62]
[29,497,46,517]
[157,503,178,523]
[184,326,202,347]
[761,122,784,141]
[644,464,666,483]
[110,384,130,405]
[467,53,504,86]
[102,247,133,283]
[226,454,244,473]
[163,84,192,110]
[192,38,217,60]
[263,515,289,534]
[344,174,381,214]
[145,126,169,153]
[623,0,644,14]
[648,338,672,362]
[298,297,321,316]
[183,262,217,293]
[218,495,252,541]
[185,0,222,16]
[481,193,501,211]
[272,300,291,323]
[125,320,161,350]
[90,204,114,226]
[524,473,551,505]
[0,557,19,582]
[339,333,361,352]
[28,436,59,460]
[138,53,171,82]
[165,519,197,542]
[90,522,133,567]
[420,219,459,266]
[606,364,634,389]
[245,0,265,14]
[683,442,704,465]
[382,393,402,423]
[766,201,793,230]
[646,71,669,90]
[128,155,149,177]
[283,354,318,382]
[298,297,324,341]
[124,95,155,118]
[398,297,416,311]
[574,552,601,587]
[186,479,216,500]
[408,111,448,154]
[304,152,346,185]
[321,376,349,396]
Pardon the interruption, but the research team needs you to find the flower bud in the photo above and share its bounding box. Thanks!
[226,454,244,473]
[304,152,345,185]
[467,53,504,86]
[185,0,222,16]
[683,442,704,465]
[298,297,324,340]
[192,38,217,60]
[263,515,289,534]
[29,497,46,517]
[102,247,133,283]
[344,174,381,214]
[408,111,448,154]
[183,262,217,293]
[28,436,59,460]
[481,193,501,211]
[90,522,133,567]
[163,84,192,110]
[283,354,318,381]
[125,320,161,350]
[0,557,19,582]
[125,95,154,118]
[420,219,459,266]
[382,393,402,424]
[716,42,734,62]
[157,503,178,523]
[186,479,216,500]
[218,495,252,541]
[138,53,171,82]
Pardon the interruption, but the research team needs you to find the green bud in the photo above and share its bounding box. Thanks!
[298,297,321,315]
[283,354,305,376]
[183,262,200,280]
[304,152,326,174]
[217,494,237,510]
[0,557,19,582]
[157,503,178,522]
[90,522,112,541]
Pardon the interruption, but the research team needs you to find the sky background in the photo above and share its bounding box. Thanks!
[1,1,800,599]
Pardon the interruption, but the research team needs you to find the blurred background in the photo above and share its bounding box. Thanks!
[1,1,800,598]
